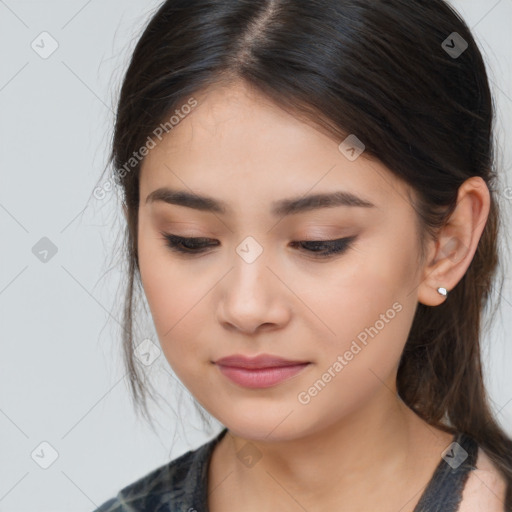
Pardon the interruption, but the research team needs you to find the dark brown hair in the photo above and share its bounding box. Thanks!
[98,0,512,505]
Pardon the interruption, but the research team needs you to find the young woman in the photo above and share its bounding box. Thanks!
[94,0,512,510]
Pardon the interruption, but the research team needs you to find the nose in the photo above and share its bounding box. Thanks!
[216,252,291,335]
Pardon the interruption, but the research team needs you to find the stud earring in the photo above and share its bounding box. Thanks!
[437,287,448,297]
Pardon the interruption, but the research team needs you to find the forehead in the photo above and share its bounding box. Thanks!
[139,82,413,213]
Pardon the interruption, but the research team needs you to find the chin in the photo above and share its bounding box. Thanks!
[216,412,314,443]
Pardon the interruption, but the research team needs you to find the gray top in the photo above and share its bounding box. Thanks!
[93,428,479,512]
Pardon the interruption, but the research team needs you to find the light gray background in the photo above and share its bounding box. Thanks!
[0,1,511,511]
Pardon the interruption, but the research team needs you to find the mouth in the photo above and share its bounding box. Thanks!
[214,353,310,369]
[214,353,311,388]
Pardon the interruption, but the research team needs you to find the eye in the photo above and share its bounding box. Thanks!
[290,236,357,258]
[160,233,218,254]
[160,233,357,259]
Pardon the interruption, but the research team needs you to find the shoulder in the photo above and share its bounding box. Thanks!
[92,431,225,512]
[458,446,508,512]
[92,450,196,511]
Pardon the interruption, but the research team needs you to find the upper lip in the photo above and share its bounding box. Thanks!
[214,353,309,369]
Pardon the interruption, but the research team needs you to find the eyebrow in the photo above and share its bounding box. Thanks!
[145,187,375,217]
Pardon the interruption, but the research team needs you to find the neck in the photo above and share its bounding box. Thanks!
[208,387,453,511]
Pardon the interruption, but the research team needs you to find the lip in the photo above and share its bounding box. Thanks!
[215,353,309,369]
[214,353,311,389]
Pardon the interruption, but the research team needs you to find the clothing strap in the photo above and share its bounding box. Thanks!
[413,432,479,512]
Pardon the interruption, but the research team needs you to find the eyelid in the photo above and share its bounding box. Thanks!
[176,236,350,242]
[160,231,357,259]
[159,232,351,243]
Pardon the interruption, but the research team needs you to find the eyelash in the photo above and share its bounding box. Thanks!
[160,233,357,259]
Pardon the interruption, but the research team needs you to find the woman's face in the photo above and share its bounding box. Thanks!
[137,81,427,441]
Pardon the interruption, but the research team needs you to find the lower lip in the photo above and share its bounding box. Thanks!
[216,363,310,388]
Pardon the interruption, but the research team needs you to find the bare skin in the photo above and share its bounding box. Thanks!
[208,400,458,512]
[136,80,505,511]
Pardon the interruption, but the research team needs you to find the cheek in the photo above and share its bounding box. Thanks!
[137,229,208,374]
[292,256,416,421]
[306,233,418,377]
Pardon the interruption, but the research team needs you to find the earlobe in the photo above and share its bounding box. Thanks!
[417,176,490,307]
[417,236,465,306]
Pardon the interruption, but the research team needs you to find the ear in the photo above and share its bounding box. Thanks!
[417,176,490,306]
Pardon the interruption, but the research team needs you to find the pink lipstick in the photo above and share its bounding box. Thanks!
[214,353,310,388]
